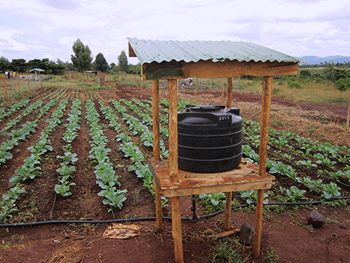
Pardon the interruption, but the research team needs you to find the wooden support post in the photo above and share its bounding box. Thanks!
[34,74,37,90]
[152,80,160,160]
[342,98,350,146]
[171,196,183,263]
[18,78,21,93]
[70,73,72,89]
[222,79,225,105]
[3,79,9,102]
[226,77,233,108]
[27,77,31,92]
[253,76,273,257]
[152,79,163,231]
[195,83,198,103]
[224,192,232,231]
[40,75,43,88]
[168,79,178,183]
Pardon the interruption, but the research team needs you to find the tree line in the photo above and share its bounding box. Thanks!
[300,63,350,91]
[0,38,141,76]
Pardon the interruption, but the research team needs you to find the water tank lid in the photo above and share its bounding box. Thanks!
[189,105,224,112]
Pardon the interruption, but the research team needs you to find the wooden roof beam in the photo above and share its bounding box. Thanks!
[141,60,298,80]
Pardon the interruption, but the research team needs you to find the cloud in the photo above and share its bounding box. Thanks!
[0,0,349,63]
[41,0,80,10]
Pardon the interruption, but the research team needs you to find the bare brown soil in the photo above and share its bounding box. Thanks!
[0,85,349,263]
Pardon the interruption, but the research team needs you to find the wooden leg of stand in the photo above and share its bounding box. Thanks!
[224,192,232,231]
[154,178,163,231]
[254,189,264,256]
[253,76,273,257]
[171,196,183,263]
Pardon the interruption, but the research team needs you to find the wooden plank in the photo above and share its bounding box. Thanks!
[253,76,273,257]
[152,79,160,160]
[171,196,183,263]
[224,192,232,231]
[210,229,239,239]
[154,178,163,230]
[161,180,272,197]
[141,60,298,80]
[128,42,137,57]
[168,79,178,183]
[149,159,274,197]
[226,77,233,108]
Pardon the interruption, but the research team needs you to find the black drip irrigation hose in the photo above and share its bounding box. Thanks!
[0,196,349,228]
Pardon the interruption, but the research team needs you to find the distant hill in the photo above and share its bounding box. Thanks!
[298,56,350,65]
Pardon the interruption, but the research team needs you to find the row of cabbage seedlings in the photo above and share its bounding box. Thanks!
[2,88,64,133]
[199,119,349,209]
[0,97,69,222]
[85,99,127,212]
[243,118,350,188]
[110,99,172,206]
[0,89,66,166]
[54,98,82,197]
[0,99,30,123]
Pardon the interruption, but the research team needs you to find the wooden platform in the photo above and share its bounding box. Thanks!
[149,158,275,198]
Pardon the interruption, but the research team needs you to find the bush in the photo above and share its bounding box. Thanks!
[300,70,312,78]
[289,81,303,89]
[335,78,350,91]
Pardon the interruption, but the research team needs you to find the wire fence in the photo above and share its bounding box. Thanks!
[173,77,350,147]
[0,77,45,102]
[1,74,349,146]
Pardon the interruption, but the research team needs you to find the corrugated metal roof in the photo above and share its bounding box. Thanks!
[127,38,299,65]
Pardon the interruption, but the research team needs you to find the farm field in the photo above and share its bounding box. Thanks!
[0,84,349,262]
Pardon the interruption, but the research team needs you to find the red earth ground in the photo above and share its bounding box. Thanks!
[0,85,349,263]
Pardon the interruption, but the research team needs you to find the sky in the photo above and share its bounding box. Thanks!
[1,0,350,65]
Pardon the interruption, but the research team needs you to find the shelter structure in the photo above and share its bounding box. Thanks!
[128,38,299,262]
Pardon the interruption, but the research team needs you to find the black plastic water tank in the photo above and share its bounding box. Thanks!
[178,105,242,173]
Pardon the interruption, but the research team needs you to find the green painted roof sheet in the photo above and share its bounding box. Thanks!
[127,38,299,65]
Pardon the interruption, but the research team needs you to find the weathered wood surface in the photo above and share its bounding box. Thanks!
[141,60,298,80]
[149,158,274,198]
[224,192,233,231]
[168,79,178,183]
[226,77,233,108]
[152,79,160,161]
[254,76,274,257]
[171,196,183,263]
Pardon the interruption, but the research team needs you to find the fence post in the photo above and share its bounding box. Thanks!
[342,98,350,146]
[40,75,43,89]
[27,77,31,92]
[18,78,21,93]
[3,79,9,102]
[70,73,72,88]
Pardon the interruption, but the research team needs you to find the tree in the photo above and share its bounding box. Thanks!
[71,38,92,72]
[128,63,141,75]
[94,53,108,72]
[118,50,128,72]
[323,63,336,81]
[0,56,9,72]
[109,63,117,73]
[11,59,27,72]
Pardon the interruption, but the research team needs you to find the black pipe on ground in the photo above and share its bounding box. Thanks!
[0,196,348,228]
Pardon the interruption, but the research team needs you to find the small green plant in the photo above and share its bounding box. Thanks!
[262,246,279,263]
[210,239,245,263]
